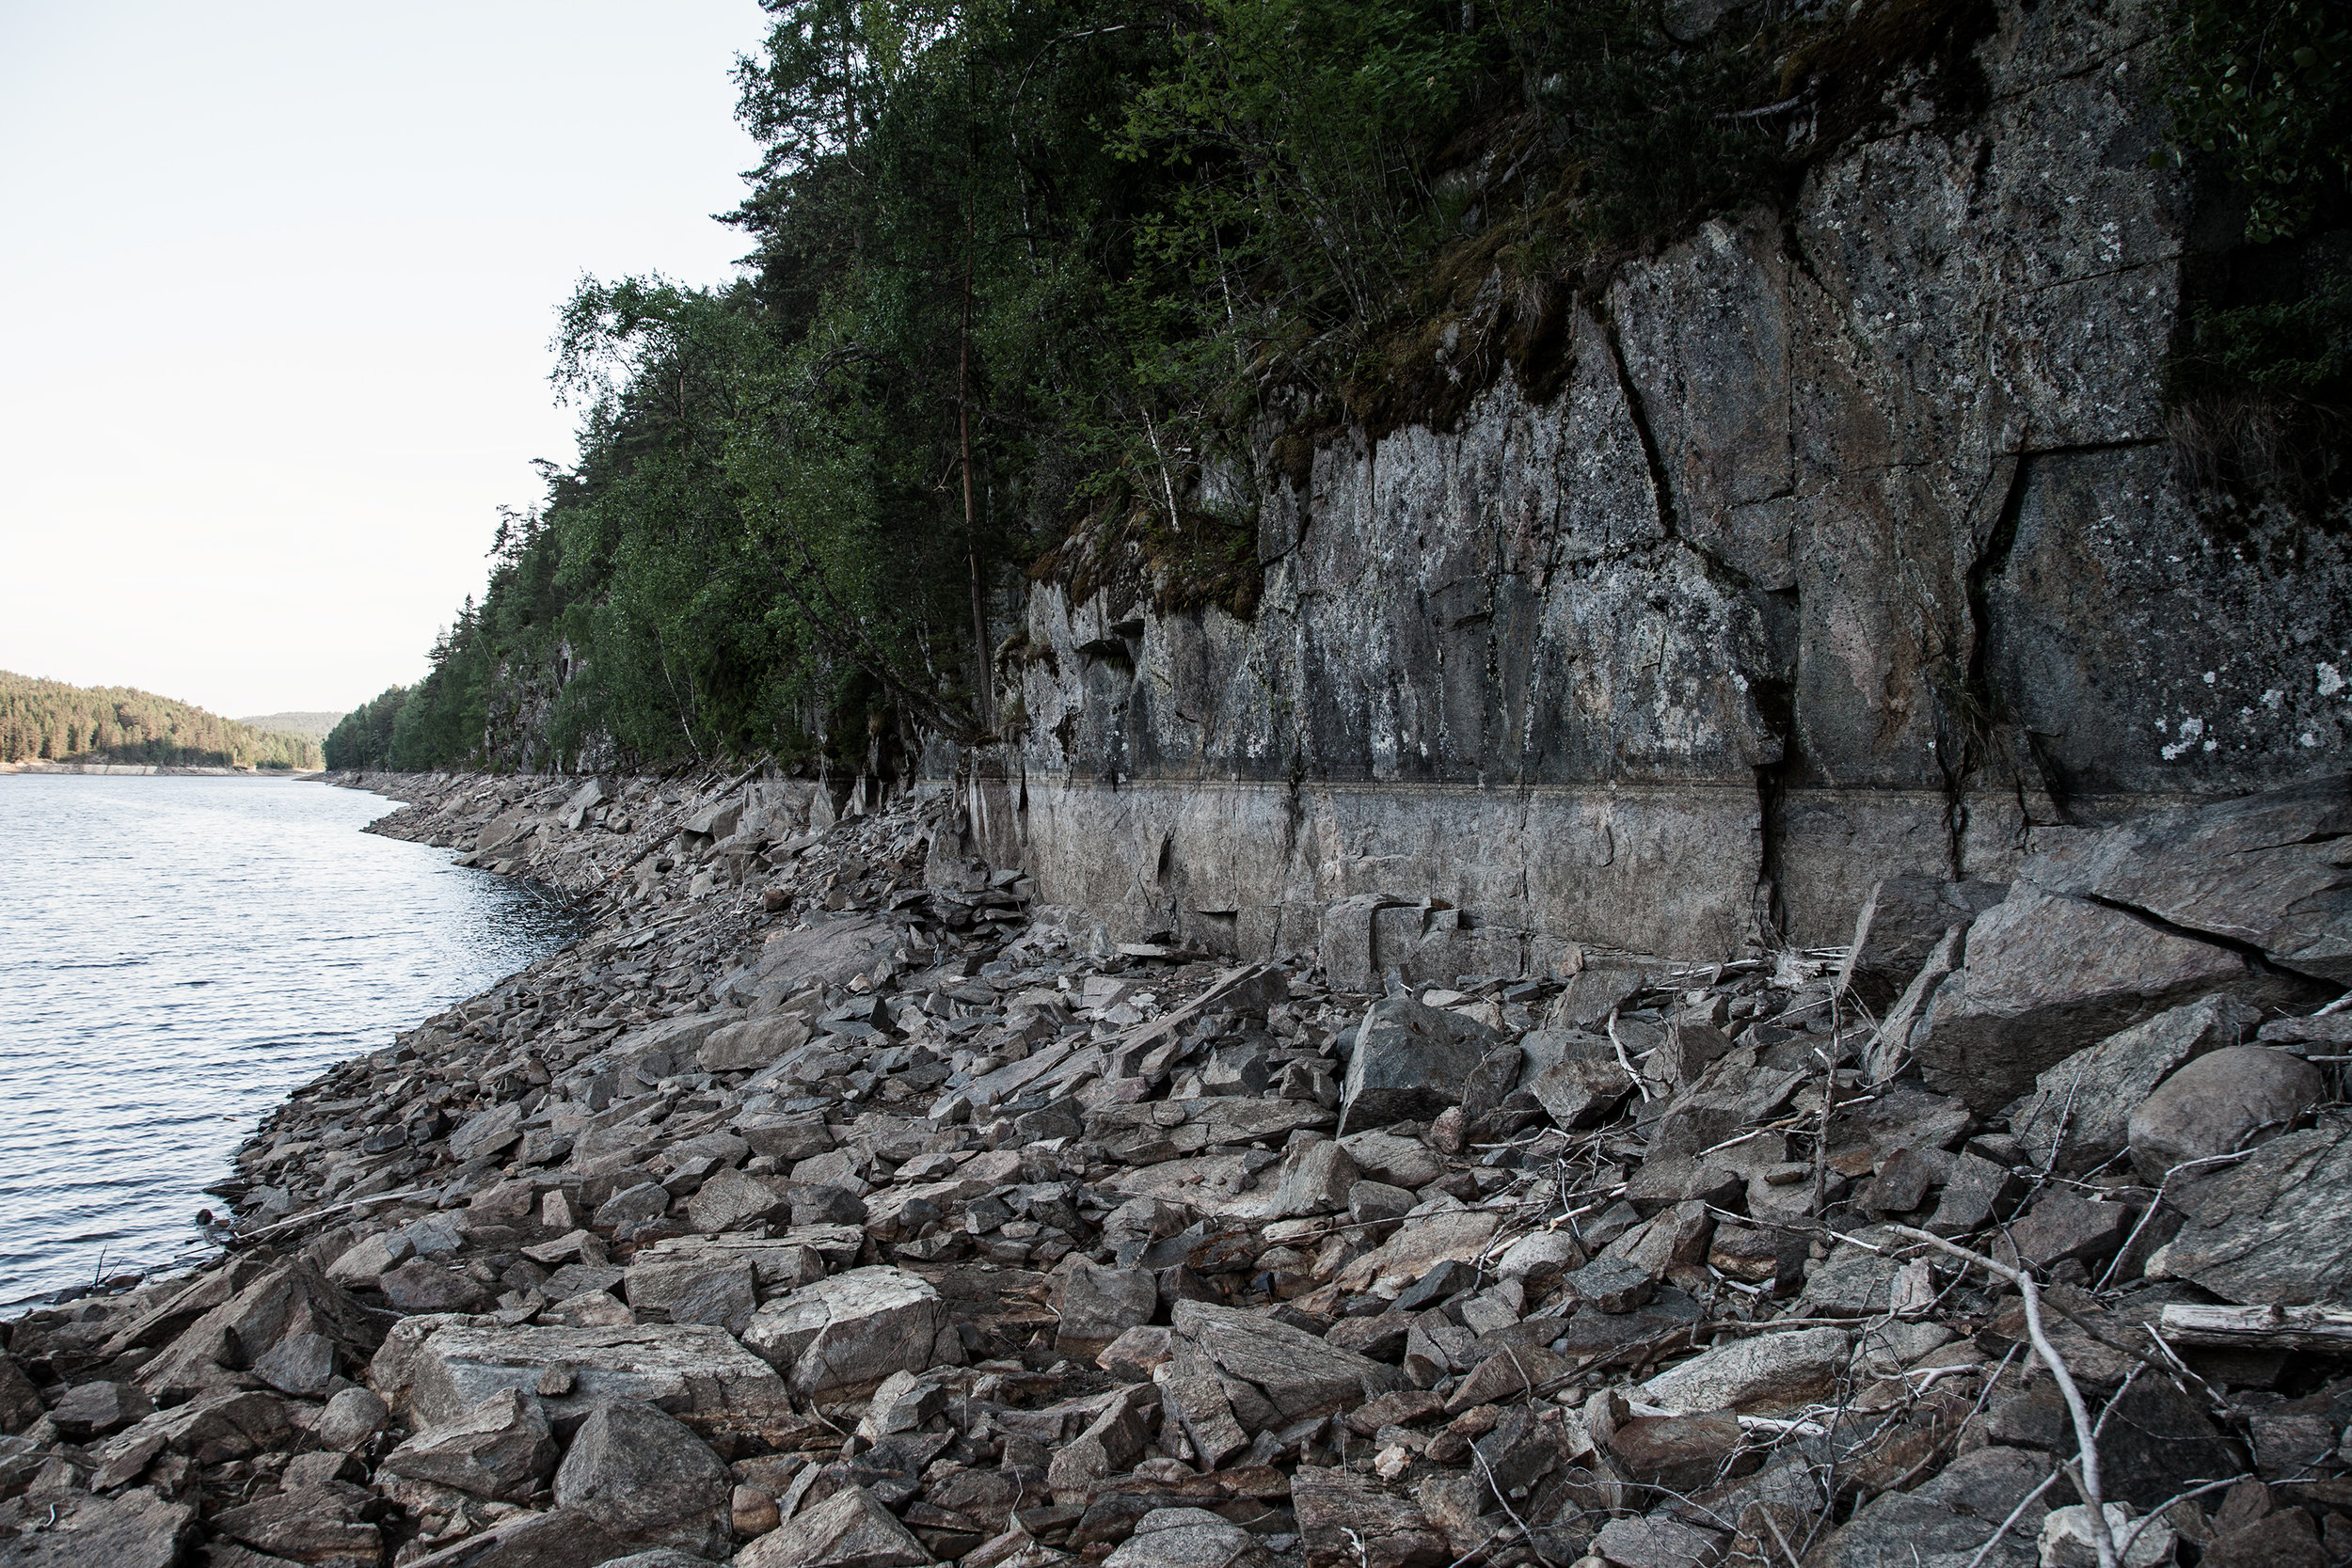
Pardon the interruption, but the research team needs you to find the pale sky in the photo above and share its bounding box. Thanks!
[0,2,771,719]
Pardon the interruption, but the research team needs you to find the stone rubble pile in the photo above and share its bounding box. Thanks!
[4,772,2351,1568]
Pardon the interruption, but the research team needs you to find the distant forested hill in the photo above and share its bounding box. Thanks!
[235,711,343,740]
[0,673,323,769]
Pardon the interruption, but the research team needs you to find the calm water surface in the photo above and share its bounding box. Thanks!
[0,775,577,1303]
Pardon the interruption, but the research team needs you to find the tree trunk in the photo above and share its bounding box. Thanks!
[960,200,993,734]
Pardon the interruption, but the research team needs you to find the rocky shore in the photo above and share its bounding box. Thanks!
[4,768,2351,1568]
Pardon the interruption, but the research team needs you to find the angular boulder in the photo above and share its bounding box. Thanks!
[697,1013,810,1071]
[2006,995,2261,1174]
[1171,1299,1404,1421]
[551,1400,731,1556]
[1054,1262,1158,1360]
[1343,996,1500,1131]
[2128,1044,2326,1182]
[735,1484,931,1568]
[371,1319,793,1434]
[740,1266,947,1399]
[377,1387,556,1502]
[136,1259,377,1402]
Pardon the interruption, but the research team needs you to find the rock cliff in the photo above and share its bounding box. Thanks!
[962,0,2352,966]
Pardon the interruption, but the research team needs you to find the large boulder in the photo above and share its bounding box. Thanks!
[2128,1045,2327,1182]
[740,1266,947,1399]
[550,1400,731,1557]
[696,1013,810,1071]
[2025,772,2352,984]
[1342,996,1501,1131]
[2005,995,2261,1174]
[136,1259,377,1402]
[377,1387,556,1502]
[371,1319,793,1435]
[2151,1124,2352,1303]
[734,1484,931,1568]
[749,913,901,1001]
[1907,883,2296,1113]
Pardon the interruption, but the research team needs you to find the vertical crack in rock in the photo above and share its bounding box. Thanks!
[1953,448,2036,874]
[1601,315,1788,937]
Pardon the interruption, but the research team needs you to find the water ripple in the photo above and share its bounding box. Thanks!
[0,775,576,1301]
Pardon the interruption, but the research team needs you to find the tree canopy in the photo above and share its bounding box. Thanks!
[349,0,2346,776]
[0,673,323,770]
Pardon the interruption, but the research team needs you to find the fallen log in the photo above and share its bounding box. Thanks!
[2158,1304,2352,1356]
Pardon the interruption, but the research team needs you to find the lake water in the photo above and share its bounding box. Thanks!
[0,774,577,1304]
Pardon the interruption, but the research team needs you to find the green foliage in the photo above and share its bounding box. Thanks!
[0,672,323,770]
[2175,269,2352,401]
[388,0,2016,772]
[2157,0,2351,246]
[322,686,409,771]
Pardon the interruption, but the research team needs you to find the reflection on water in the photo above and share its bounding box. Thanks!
[0,775,577,1302]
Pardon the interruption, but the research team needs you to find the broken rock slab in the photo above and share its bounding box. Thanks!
[1104,1505,1281,1568]
[0,1487,195,1568]
[1291,1467,1448,1568]
[2149,1124,2352,1304]
[740,1265,947,1399]
[550,1399,731,1558]
[373,1318,793,1434]
[1342,996,1499,1131]
[1908,881,2300,1113]
[2005,994,2261,1174]
[1837,875,2008,1011]
[2023,771,2352,985]
[1636,1325,1851,1415]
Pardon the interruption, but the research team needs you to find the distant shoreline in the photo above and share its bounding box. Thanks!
[0,762,325,778]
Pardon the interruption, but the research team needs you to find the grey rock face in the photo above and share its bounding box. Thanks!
[2005,995,2261,1174]
[311,1386,390,1451]
[379,1387,557,1502]
[1909,883,2286,1114]
[2127,1045,2327,1182]
[733,1485,930,1568]
[1343,996,1500,1130]
[740,1266,946,1398]
[968,2,2352,970]
[2153,1125,2352,1303]
[551,1400,730,1555]
[45,1380,151,1441]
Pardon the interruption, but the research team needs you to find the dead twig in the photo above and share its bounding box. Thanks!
[1887,1225,2119,1568]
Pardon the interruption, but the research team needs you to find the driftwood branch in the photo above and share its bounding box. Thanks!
[1888,1225,2119,1568]
[2158,1303,2352,1357]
